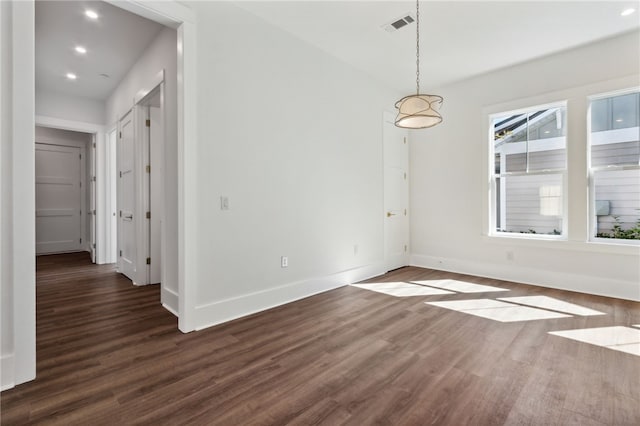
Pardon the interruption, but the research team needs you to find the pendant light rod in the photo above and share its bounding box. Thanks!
[415,0,420,95]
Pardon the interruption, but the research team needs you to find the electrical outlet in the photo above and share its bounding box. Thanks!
[281,256,288,268]
[220,196,229,210]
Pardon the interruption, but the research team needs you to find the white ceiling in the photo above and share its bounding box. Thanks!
[35,1,639,101]
[35,1,164,100]
[237,1,640,93]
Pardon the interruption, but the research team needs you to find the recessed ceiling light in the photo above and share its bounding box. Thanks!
[66,73,77,80]
[621,8,636,16]
[615,118,624,122]
[85,10,98,20]
[75,46,87,54]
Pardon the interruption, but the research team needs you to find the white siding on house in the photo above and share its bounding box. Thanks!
[503,173,563,234]
[592,140,639,167]
[595,168,640,235]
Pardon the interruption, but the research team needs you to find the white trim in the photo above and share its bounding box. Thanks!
[162,288,179,317]
[1,354,15,391]
[104,0,196,331]
[194,264,386,331]
[410,254,640,302]
[134,69,164,105]
[9,0,36,388]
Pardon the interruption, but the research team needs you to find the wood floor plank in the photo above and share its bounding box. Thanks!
[1,254,639,425]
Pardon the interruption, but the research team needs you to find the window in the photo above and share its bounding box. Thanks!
[589,90,640,242]
[490,103,567,237]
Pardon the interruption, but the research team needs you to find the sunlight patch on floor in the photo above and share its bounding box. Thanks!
[352,282,454,297]
[549,326,640,357]
[410,279,510,293]
[498,296,605,316]
[426,299,571,322]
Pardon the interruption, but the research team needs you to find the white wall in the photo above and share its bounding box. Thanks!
[187,1,397,329]
[104,26,179,312]
[36,90,104,126]
[1,0,36,390]
[410,30,640,301]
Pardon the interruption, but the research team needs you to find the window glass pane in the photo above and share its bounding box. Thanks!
[612,93,639,130]
[494,107,566,174]
[495,173,563,235]
[591,98,610,132]
[527,108,566,171]
[593,169,640,240]
[590,92,640,167]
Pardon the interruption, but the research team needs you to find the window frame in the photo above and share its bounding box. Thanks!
[587,87,640,245]
[488,101,569,240]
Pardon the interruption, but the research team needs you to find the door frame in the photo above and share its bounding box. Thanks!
[35,117,105,261]
[4,0,196,391]
[136,80,165,290]
[383,111,410,271]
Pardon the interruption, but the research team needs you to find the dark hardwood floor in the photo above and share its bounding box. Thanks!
[1,252,639,425]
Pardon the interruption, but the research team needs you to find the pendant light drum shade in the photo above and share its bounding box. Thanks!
[395,94,443,129]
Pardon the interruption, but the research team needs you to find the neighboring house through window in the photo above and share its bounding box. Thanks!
[490,103,567,238]
[589,89,640,242]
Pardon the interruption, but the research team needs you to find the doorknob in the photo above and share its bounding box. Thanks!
[387,212,397,217]
[123,214,133,220]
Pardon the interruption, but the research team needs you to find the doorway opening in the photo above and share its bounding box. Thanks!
[35,126,95,259]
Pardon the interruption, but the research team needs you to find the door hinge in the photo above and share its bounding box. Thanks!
[145,119,151,127]
[119,171,122,178]
[93,243,96,249]
[404,172,407,180]
[403,137,407,144]
[404,209,407,216]
[92,209,96,215]
[80,209,82,215]
[119,210,122,217]
[92,176,96,182]
[119,250,122,257]
[119,131,122,139]
[93,142,96,148]
[146,165,150,173]
[404,244,407,252]
[80,238,82,244]
[146,257,151,265]
[146,211,151,219]
[79,153,82,159]
[79,181,82,188]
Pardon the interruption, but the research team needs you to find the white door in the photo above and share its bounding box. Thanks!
[118,111,136,281]
[35,143,82,254]
[383,113,410,271]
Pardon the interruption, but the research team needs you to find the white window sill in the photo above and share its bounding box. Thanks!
[484,233,640,256]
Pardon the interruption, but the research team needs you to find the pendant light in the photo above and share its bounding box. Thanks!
[394,0,443,129]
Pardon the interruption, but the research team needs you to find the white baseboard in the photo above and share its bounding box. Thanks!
[1,354,15,391]
[194,263,386,331]
[410,254,640,302]
[162,287,179,317]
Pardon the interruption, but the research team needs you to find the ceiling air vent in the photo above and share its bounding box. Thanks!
[382,13,415,33]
